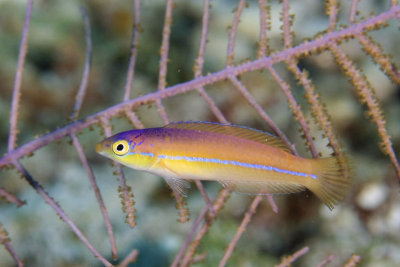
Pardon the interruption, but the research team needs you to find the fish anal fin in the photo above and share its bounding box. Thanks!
[219,180,305,195]
[165,121,291,153]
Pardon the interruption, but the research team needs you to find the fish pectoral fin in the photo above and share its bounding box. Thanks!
[164,176,191,197]
[218,180,305,195]
[158,160,191,197]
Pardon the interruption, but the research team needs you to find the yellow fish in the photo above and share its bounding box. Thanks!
[96,121,351,209]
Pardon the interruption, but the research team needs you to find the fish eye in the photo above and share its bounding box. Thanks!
[112,140,129,156]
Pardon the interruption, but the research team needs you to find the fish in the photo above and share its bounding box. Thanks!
[96,121,352,209]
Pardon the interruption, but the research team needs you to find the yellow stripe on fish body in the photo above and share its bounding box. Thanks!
[96,121,352,210]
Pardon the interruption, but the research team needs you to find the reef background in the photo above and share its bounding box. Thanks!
[0,1,399,266]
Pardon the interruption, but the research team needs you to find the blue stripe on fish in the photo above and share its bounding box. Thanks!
[128,151,317,179]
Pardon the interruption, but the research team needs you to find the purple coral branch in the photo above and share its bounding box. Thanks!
[357,33,400,85]
[0,223,24,267]
[228,76,297,155]
[257,0,271,58]
[1,242,24,267]
[330,43,400,179]
[118,249,139,267]
[158,0,173,91]
[70,132,118,260]
[327,0,339,31]
[125,109,144,129]
[121,1,145,133]
[155,0,174,124]
[70,7,92,121]
[171,206,208,267]
[1,5,399,169]
[194,0,228,123]
[279,2,318,157]
[123,0,141,101]
[282,0,293,49]
[174,192,190,223]
[180,188,231,266]
[276,246,310,267]
[193,0,210,77]
[218,196,263,267]
[194,180,215,216]
[13,161,112,266]
[267,194,279,213]
[316,254,336,267]
[8,0,34,152]
[0,187,25,207]
[227,0,246,65]
[266,65,319,157]
[350,0,359,23]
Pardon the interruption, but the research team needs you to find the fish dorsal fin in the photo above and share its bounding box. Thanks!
[165,121,291,153]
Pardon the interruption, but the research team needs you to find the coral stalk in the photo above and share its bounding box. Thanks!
[8,0,34,152]
[70,7,92,121]
[13,161,112,266]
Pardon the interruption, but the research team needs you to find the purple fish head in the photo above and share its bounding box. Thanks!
[96,129,157,171]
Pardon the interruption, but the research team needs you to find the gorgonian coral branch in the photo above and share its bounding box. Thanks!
[281,0,294,49]
[0,187,25,207]
[218,196,263,267]
[349,0,359,23]
[316,254,336,267]
[70,7,92,121]
[71,132,118,260]
[118,249,139,267]
[155,0,174,123]
[358,33,400,84]
[329,43,400,179]
[229,75,296,154]
[326,0,339,31]
[227,0,247,66]
[123,0,141,101]
[266,65,319,157]
[171,207,208,267]
[13,161,112,266]
[257,0,271,58]
[180,188,230,266]
[8,0,34,152]
[121,0,143,128]
[194,0,228,123]
[287,63,351,178]
[0,222,24,267]
[276,246,310,267]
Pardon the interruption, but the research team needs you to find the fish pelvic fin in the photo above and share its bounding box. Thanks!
[156,159,191,197]
[307,157,352,210]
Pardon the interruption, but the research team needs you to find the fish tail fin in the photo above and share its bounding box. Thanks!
[306,157,352,210]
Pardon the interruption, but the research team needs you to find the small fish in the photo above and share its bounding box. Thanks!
[96,121,351,209]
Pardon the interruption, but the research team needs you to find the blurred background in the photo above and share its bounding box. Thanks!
[0,0,399,266]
